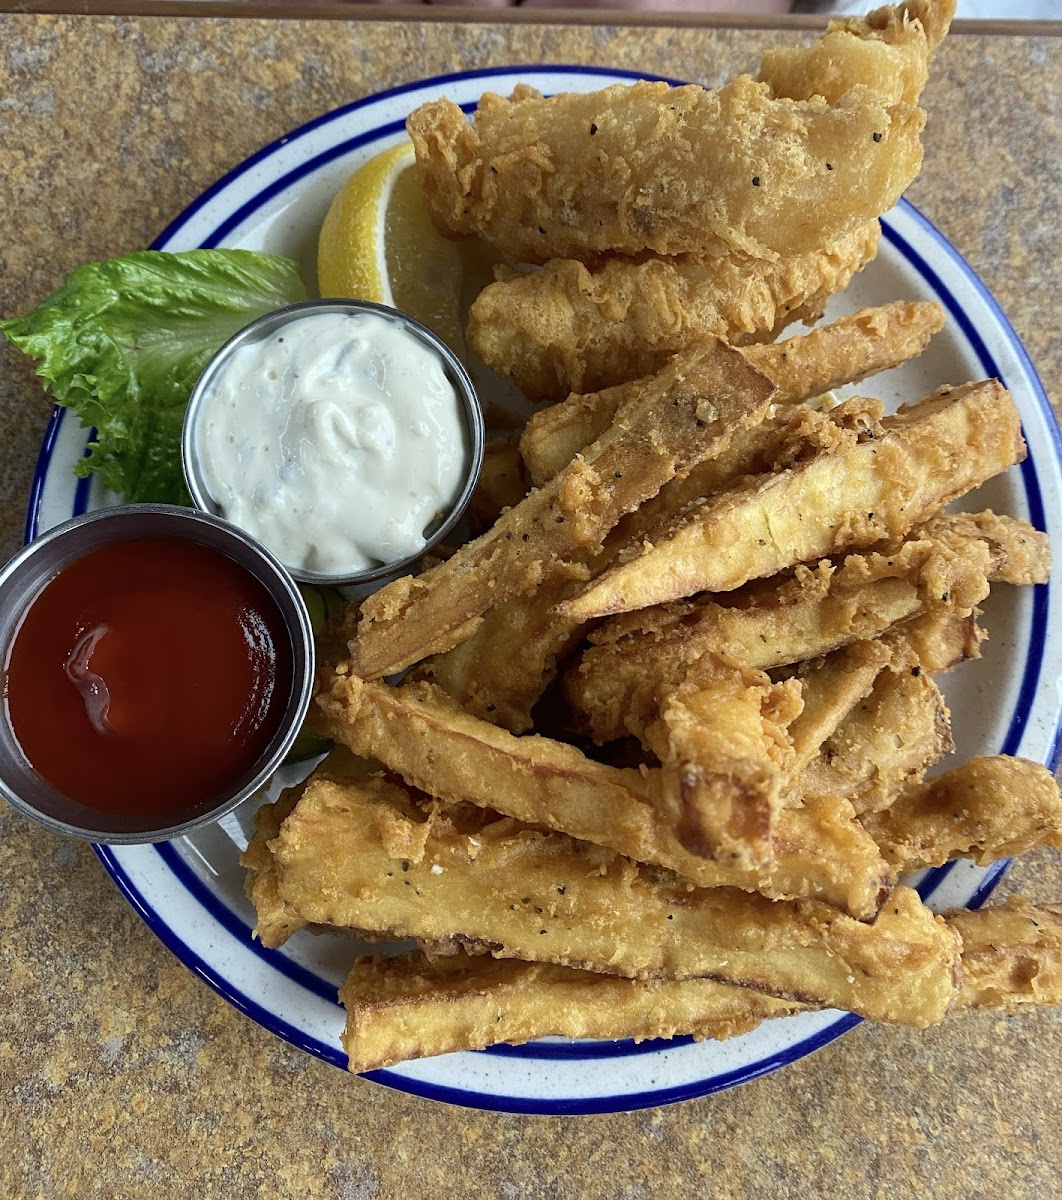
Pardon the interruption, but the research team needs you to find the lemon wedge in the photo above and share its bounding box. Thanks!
[317,141,466,356]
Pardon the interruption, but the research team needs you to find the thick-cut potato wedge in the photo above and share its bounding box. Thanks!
[862,756,1062,872]
[473,225,881,402]
[409,79,923,264]
[314,672,891,912]
[465,435,530,535]
[420,399,891,733]
[349,341,775,679]
[270,776,959,1023]
[559,380,1027,621]
[564,516,999,743]
[759,0,955,107]
[643,656,803,864]
[798,665,953,815]
[339,950,801,1072]
[338,893,1061,1073]
[951,898,1062,1010]
[242,784,307,949]
[520,300,944,482]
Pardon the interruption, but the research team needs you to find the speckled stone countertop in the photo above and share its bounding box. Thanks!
[1,15,1060,1199]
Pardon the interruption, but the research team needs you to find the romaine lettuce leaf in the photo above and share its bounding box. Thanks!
[1,249,306,504]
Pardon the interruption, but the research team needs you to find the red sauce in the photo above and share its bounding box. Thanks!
[3,537,293,822]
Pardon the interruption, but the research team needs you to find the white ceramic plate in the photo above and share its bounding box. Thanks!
[25,67,1062,1115]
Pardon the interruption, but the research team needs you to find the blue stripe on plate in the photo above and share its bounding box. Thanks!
[22,66,1060,1113]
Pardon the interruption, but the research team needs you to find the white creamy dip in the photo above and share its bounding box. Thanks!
[195,311,469,576]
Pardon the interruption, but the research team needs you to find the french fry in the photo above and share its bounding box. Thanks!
[563,516,1000,743]
[242,784,307,950]
[314,672,891,909]
[269,775,959,1022]
[798,664,953,815]
[520,300,944,485]
[465,435,530,535]
[338,893,1062,1073]
[951,898,1062,1010]
[349,340,775,679]
[339,950,801,1073]
[558,380,1027,620]
[862,756,1062,872]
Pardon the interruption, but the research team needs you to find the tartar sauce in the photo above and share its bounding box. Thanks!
[195,311,469,576]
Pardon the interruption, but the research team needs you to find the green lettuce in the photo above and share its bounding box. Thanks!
[1,249,307,504]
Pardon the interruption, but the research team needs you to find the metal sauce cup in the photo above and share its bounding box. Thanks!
[0,505,315,843]
[181,298,486,588]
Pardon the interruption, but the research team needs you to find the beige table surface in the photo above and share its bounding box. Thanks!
[1,14,1061,1199]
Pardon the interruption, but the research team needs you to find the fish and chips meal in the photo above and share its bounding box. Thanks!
[239,0,1062,1077]
[3,0,1059,1092]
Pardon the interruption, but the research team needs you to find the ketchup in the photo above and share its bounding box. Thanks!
[3,537,292,822]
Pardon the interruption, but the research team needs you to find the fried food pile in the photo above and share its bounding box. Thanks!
[243,0,1062,1076]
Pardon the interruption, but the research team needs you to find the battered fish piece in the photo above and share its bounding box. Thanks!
[350,341,775,680]
[951,897,1062,1011]
[315,672,890,910]
[269,776,959,1023]
[408,79,923,264]
[559,380,1027,620]
[338,893,1060,1071]
[471,225,880,402]
[862,756,1062,872]
[518,298,940,481]
[760,0,955,106]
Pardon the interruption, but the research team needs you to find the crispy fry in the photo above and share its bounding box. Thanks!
[759,0,955,106]
[338,891,1060,1073]
[270,776,958,1022]
[465,435,530,535]
[519,300,943,479]
[564,518,997,742]
[242,783,308,950]
[314,673,890,910]
[349,341,775,679]
[472,225,880,402]
[644,656,803,864]
[798,665,953,815]
[559,380,1027,620]
[951,898,1062,1010]
[408,79,923,264]
[918,509,1051,587]
[862,756,1062,872]
[339,950,801,1072]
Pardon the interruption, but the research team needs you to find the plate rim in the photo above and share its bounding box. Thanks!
[21,64,1062,1115]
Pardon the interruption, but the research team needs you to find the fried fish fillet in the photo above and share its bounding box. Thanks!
[408,78,923,264]
[314,672,890,910]
[470,225,880,402]
[349,340,775,680]
[862,756,1062,872]
[760,0,955,107]
[559,380,1027,620]
[519,298,941,476]
[338,892,1060,1071]
[951,897,1062,1011]
[269,775,958,1022]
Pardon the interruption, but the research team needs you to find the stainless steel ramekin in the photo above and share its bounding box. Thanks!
[0,504,315,843]
[181,298,485,588]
